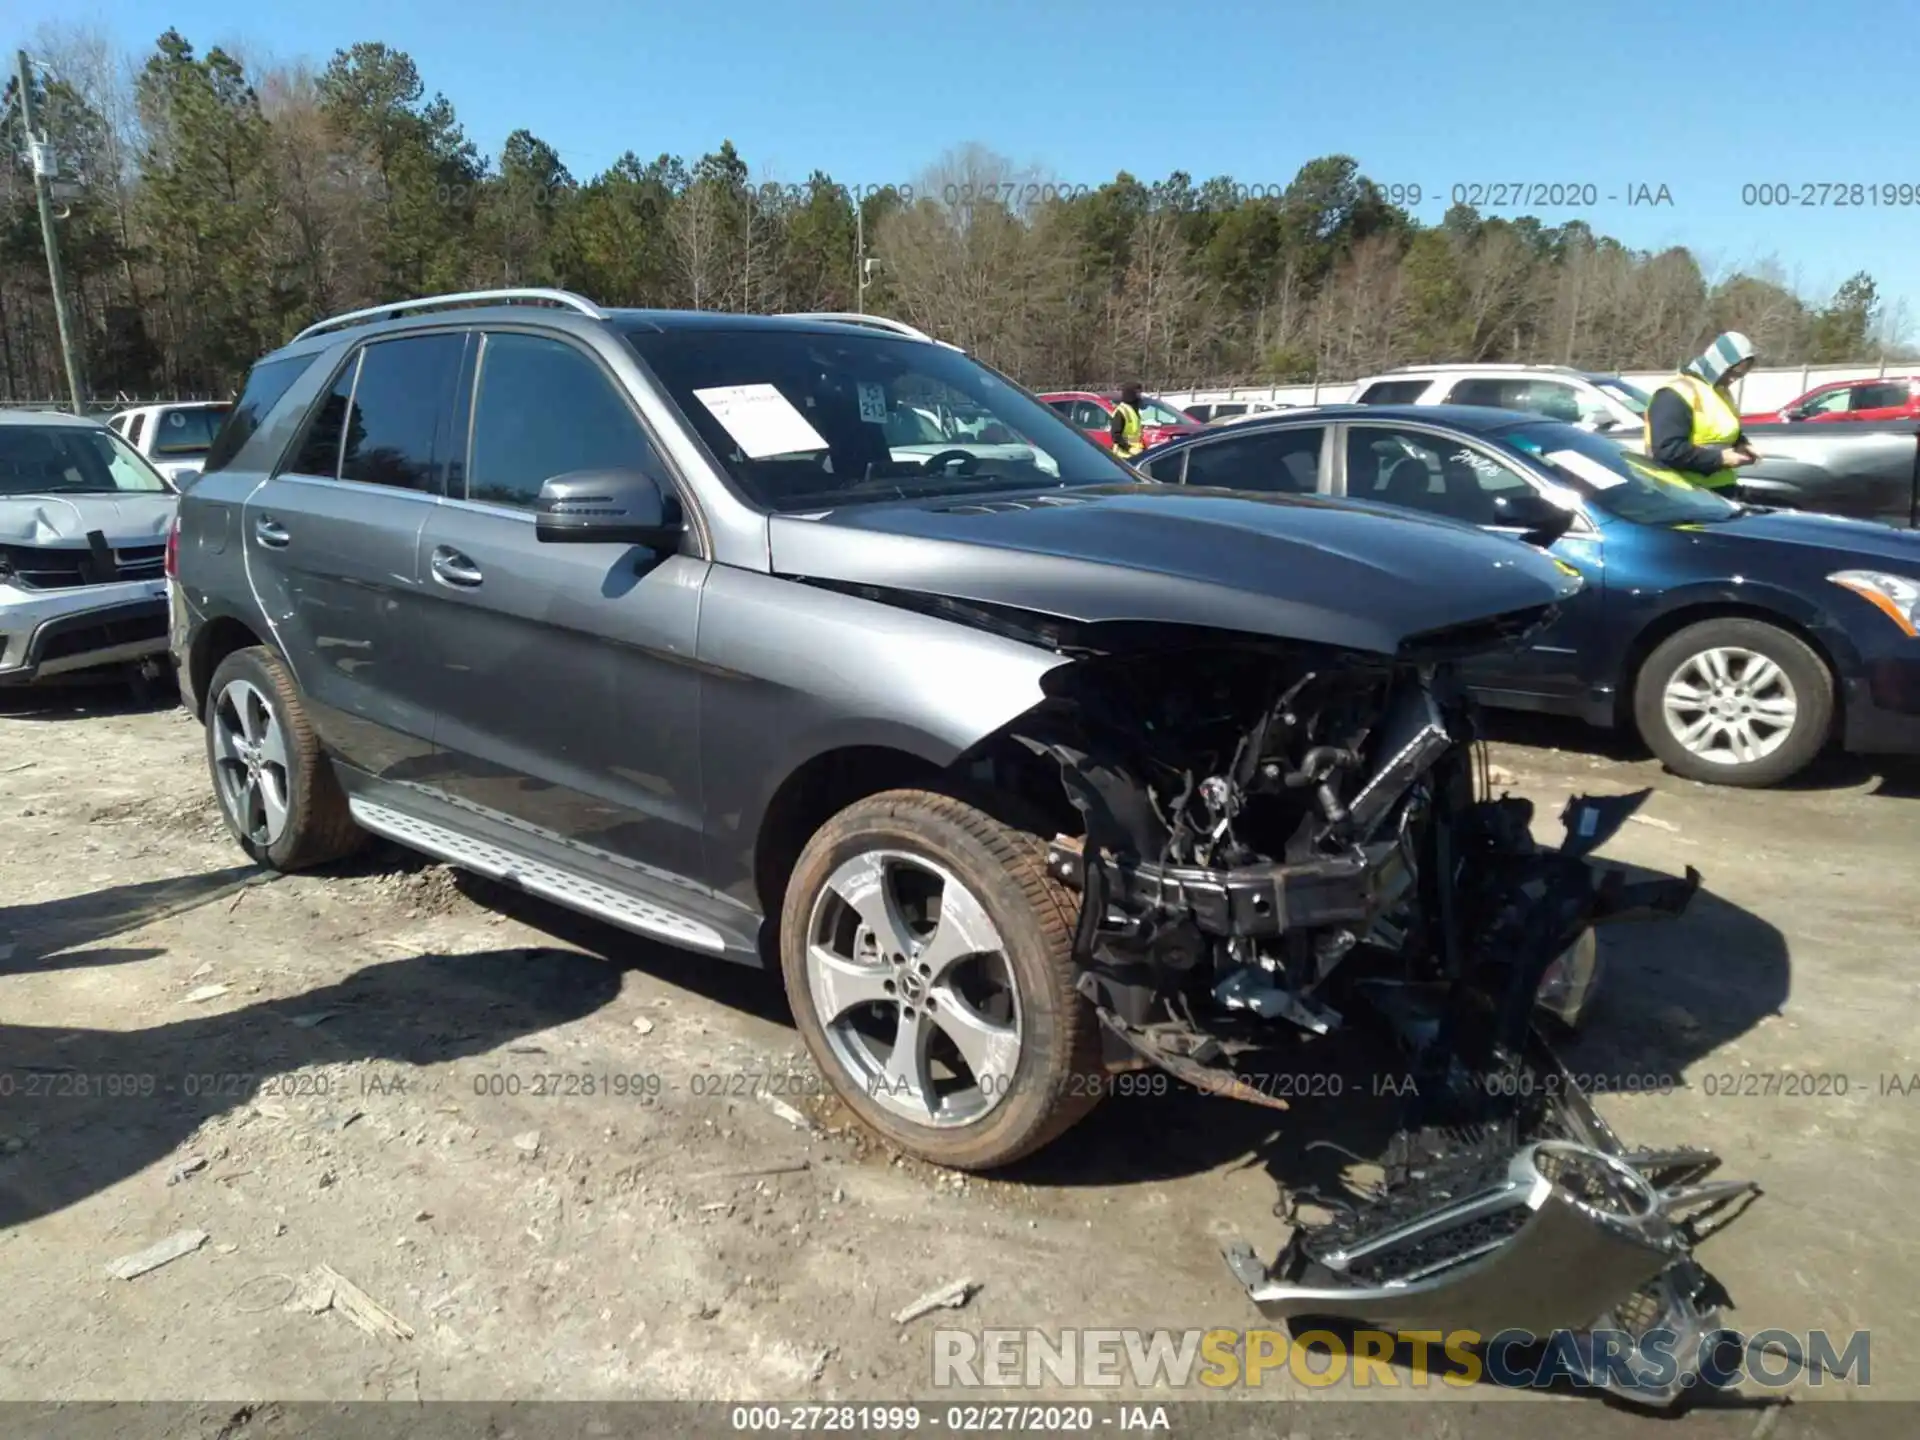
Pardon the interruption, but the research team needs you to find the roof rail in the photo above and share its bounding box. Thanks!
[776,312,964,350]
[1381,362,1585,376]
[290,288,608,345]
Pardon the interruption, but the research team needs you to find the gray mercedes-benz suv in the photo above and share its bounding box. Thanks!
[170,289,1747,1398]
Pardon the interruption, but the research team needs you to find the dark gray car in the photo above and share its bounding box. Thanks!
[170,290,1753,1402]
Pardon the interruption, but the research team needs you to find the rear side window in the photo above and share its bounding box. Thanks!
[1355,379,1430,404]
[466,333,660,509]
[285,334,464,492]
[1183,427,1326,493]
[150,405,231,457]
[1851,382,1909,410]
[286,354,359,478]
[127,413,147,446]
[202,354,314,475]
[1444,378,1525,408]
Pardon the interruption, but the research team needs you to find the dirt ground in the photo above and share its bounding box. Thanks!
[2,678,1916,1422]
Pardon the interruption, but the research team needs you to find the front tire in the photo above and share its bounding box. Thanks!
[780,788,1104,1170]
[205,646,367,870]
[1632,618,1832,788]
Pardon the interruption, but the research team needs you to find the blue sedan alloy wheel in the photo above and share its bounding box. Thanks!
[1632,617,1834,788]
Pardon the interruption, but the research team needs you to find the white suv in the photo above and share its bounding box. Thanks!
[1346,365,1651,434]
[104,400,233,486]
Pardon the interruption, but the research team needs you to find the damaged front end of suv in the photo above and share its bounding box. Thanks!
[772,483,1757,1404]
[993,612,1756,1407]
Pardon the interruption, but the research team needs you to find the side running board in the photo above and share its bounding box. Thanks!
[347,799,727,953]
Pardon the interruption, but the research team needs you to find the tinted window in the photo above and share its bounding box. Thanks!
[1851,382,1908,410]
[1444,377,1590,422]
[1135,450,1183,482]
[1184,427,1325,493]
[203,353,314,475]
[127,413,146,446]
[1212,403,1248,418]
[149,405,231,456]
[286,353,358,478]
[1355,379,1430,404]
[338,334,464,492]
[1345,425,1534,525]
[467,333,660,508]
[1046,400,1076,419]
[1071,400,1109,429]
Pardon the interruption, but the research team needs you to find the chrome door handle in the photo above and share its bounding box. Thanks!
[254,516,290,548]
[430,546,484,588]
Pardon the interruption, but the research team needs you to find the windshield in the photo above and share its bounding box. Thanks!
[1138,398,1190,427]
[1498,422,1740,525]
[625,326,1133,510]
[149,405,231,457]
[1595,379,1651,416]
[0,423,171,496]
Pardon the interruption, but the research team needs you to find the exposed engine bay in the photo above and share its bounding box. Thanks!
[984,623,1761,1407]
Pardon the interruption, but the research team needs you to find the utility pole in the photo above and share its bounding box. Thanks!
[16,49,87,413]
[855,204,866,314]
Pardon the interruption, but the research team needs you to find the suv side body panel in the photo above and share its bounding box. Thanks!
[693,565,1068,910]
[239,333,465,778]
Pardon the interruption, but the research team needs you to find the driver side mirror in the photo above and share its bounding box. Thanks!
[1489,489,1578,548]
[535,468,684,548]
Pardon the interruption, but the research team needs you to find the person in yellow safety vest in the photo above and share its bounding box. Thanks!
[1109,383,1147,458]
[1644,331,1760,493]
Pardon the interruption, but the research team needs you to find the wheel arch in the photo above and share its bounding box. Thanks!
[748,721,1077,934]
[188,613,271,720]
[1613,596,1851,734]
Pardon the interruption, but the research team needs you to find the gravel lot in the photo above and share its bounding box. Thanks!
[1,680,1915,1425]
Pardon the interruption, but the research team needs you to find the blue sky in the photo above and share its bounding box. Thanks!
[20,0,1920,336]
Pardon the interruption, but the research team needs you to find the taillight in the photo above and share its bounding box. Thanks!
[164,516,180,579]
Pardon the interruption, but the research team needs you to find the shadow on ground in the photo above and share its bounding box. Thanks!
[0,943,621,1229]
[4,867,264,974]
[1007,855,1790,1199]
[443,866,795,1028]
[0,670,180,721]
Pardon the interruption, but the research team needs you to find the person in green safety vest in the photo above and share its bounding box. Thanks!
[1644,331,1760,493]
[1109,383,1146,458]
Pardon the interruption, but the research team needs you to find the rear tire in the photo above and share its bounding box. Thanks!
[780,788,1104,1170]
[1632,618,1832,788]
[204,646,367,870]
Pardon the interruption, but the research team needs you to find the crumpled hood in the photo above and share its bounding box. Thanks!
[0,493,177,548]
[768,484,1582,655]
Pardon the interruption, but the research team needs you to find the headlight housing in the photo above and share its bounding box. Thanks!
[1829,569,1920,637]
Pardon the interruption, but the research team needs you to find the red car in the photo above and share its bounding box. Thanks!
[1743,376,1920,425]
[1039,390,1204,450]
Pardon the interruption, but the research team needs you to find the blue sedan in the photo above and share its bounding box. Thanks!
[1135,403,1920,787]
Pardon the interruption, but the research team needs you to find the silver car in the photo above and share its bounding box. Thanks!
[0,410,177,688]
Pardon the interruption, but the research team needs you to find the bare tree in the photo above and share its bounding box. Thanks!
[670,178,729,310]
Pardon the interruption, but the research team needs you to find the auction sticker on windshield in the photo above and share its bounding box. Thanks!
[1544,449,1628,489]
[856,381,888,425]
[693,383,829,458]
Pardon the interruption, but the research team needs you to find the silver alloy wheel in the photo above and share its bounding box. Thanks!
[211,677,293,846]
[1660,645,1798,767]
[804,849,1023,1128]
